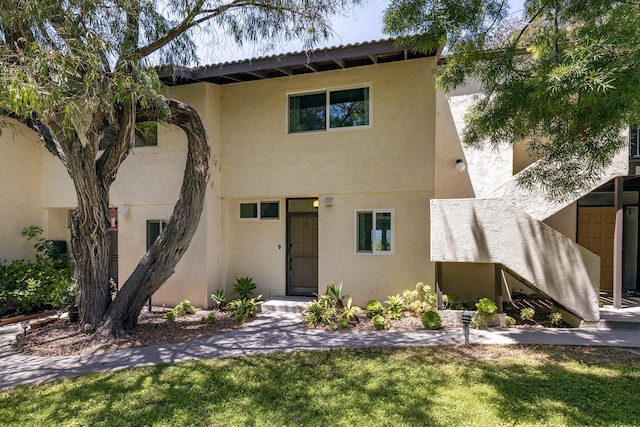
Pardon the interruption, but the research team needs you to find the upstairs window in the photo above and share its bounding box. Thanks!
[99,121,158,150]
[356,209,394,254]
[289,87,370,133]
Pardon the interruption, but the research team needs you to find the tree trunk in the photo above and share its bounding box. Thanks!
[98,98,210,337]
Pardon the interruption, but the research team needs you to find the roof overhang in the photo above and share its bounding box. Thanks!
[157,38,434,86]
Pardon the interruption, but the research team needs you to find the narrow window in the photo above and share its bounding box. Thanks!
[147,220,168,250]
[239,201,280,220]
[356,210,394,254]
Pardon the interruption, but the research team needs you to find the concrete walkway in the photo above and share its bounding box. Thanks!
[2,312,640,391]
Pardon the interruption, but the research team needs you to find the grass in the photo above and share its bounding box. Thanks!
[1,345,640,426]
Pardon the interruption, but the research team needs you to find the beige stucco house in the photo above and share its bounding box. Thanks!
[1,39,638,324]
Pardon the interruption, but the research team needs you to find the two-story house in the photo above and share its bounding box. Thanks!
[0,39,636,325]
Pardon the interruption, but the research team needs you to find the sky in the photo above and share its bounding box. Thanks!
[199,0,527,65]
[198,0,387,64]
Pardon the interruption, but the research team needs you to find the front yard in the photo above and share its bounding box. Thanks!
[1,345,639,426]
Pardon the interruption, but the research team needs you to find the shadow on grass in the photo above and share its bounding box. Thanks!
[1,345,639,426]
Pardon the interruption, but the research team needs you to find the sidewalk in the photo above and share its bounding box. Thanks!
[2,312,640,391]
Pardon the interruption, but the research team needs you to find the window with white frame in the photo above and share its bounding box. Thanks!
[239,201,280,220]
[289,87,370,133]
[356,209,394,254]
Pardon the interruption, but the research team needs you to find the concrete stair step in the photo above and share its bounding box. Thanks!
[261,296,312,314]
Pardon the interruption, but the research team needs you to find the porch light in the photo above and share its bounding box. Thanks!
[455,159,466,172]
[313,200,319,208]
[108,207,118,232]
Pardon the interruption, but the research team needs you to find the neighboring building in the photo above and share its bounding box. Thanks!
[0,39,636,324]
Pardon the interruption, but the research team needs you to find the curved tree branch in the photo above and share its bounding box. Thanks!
[98,97,210,336]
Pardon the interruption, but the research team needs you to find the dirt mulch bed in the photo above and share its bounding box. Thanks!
[12,307,251,357]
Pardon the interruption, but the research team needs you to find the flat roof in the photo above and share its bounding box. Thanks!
[157,38,433,86]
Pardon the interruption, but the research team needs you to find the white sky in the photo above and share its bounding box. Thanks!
[198,0,526,65]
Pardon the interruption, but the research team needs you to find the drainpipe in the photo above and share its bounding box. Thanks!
[613,176,624,309]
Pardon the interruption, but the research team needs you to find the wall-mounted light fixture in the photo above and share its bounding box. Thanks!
[120,205,131,217]
[312,200,319,208]
[455,159,466,172]
[324,197,334,206]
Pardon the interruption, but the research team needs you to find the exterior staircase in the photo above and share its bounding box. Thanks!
[434,90,630,324]
[431,198,601,322]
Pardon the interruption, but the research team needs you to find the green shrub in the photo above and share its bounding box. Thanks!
[201,313,216,324]
[471,314,488,329]
[303,283,355,329]
[172,300,196,316]
[520,307,535,322]
[364,299,383,318]
[225,296,263,323]
[476,298,498,319]
[421,310,442,330]
[372,314,390,330]
[211,289,226,310]
[549,311,563,326]
[232,277,257,299]
[165,311,175,322]
[385,294,404,320]
[504,315,516,327]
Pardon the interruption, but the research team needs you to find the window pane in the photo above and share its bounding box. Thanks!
[289,93,326,133]
[147,221,161,250]
[240,203,258,219]
[260,201,279,219]
[330,88,369,129]
[375,212,392,252]
[135,121,158,147]
[357,212,373,252]
[631,126,639,157]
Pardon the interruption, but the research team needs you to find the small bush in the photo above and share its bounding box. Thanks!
[476,298,497,319]
[504,315,516,327]
[549,311,563,326]
[201,313,216,324]
[172,300,196,316]
[520,307,535,322]
[165,311,175,322]
[226,296,263,323]
[364,299,383,318]
[421,310,442,330]
[211,289,226,310]
[372,314,390,330]
[385,295,404,320]
[232,277,257,299]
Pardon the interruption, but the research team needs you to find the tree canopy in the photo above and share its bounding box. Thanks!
[384,0,640,199]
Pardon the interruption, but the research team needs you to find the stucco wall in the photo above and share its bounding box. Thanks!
[220,58,437,303]
[0,123,45,260]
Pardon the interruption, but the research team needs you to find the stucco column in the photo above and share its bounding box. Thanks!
[613,176,624,309]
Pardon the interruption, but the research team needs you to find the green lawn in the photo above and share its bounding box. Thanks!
[1,345,639,426]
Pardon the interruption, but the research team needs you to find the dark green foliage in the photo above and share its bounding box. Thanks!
[0,227,73,318]
[421,310,442,330]
[201,313,216,324]
[232,277,257,299]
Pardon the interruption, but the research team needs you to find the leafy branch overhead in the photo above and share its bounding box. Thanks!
[384,0,640,199]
